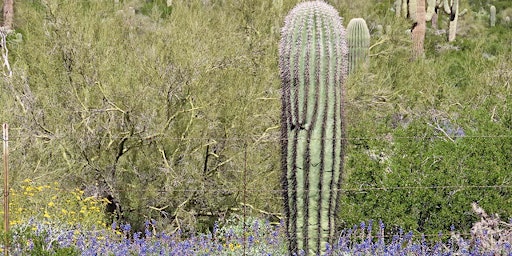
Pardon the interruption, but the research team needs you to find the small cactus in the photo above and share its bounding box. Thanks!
[490,5,496,27]
[279,1,348,255]
[346,18,370,72]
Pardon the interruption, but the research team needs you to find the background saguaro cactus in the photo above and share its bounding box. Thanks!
[279,1,348,255]
[444,0,459,42]
[408,0,418,21]
[490,5,496,27]
[347,18,370,72]
[426,0,437,21]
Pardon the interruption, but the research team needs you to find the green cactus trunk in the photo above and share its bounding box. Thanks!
[279,1,348,255]
[347,18,370,73]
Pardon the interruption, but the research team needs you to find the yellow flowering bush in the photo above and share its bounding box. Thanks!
[2,179,109,230]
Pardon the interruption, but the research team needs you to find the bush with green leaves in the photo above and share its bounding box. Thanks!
[0,0,510,246]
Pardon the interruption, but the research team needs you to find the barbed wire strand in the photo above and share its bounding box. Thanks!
[2,134,512,142]
[3,184,512,194]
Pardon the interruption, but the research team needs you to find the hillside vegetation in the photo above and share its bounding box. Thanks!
[0,0,511,239]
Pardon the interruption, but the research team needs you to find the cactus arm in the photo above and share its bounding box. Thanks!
[443,0,451,14]
[426,0,436,21]
[448,0,458,41]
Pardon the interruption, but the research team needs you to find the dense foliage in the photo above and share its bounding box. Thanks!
[0,0,511,248]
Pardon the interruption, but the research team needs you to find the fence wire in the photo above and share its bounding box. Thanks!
[1,126,512,244]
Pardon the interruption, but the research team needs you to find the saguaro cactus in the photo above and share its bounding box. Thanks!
[426,0,437,21]
[443,0,459,42]
[347,18,370,72]
[279,1,348,255]
[490,5,496,27]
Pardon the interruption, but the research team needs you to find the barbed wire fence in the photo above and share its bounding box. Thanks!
[2,123,512,248]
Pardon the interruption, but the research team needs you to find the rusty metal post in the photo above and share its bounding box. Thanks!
[242,143,247,256]
[3,123,8,256]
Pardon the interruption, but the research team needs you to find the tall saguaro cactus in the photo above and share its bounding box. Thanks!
[346,18,370,73]
[279,1,348,255]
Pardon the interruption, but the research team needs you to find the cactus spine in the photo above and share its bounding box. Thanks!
[347,18,370,72]
[279,1,348,255]
[490,5,496,27]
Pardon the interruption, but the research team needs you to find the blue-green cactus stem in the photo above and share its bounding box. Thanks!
[346,18,370,72]
[279,1,348,255]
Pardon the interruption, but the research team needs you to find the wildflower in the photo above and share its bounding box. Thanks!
[122,223,131,233]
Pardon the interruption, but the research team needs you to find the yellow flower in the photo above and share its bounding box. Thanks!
[23,178,32,183]
[48,202,55,207]
[44,211,50,218]
[83,196,95,202]
[61,209,68,214]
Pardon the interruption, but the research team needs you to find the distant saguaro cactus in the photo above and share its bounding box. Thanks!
[279,1,348,255]
[490,5,496,27]
[444,0,459,42]
[347,18,370,72]
[426,0,437,21]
